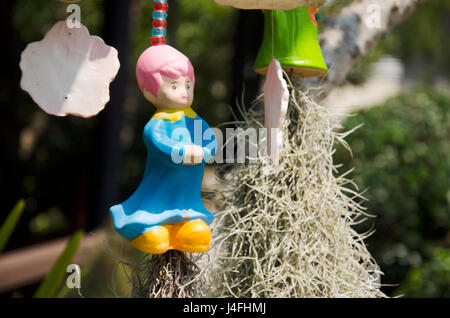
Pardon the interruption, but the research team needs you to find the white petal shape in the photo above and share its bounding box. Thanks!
[20,21,120,118]
[264,59,289,164]
[214,0,324,10]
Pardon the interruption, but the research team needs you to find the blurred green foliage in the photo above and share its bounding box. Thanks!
[0,200,25,253]
[28,206,68,236]
[397,248,450,297]
[0,200,82,298]
[335,89,450,297]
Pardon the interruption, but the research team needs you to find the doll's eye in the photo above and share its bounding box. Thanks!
[186,84,190,89]
[172,85,177,90]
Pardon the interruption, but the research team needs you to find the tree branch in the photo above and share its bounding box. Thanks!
[316,0,425,99]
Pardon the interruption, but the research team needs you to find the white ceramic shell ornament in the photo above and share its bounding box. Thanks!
[20,20,120,118]
[214,0,325,10]
[264,59,289,165]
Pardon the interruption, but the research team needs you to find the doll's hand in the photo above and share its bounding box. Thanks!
[183,145,204,165]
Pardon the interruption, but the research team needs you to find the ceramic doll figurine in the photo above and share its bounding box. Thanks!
[110,45,217,254]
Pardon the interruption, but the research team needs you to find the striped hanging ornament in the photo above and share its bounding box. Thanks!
[151,0,168,46]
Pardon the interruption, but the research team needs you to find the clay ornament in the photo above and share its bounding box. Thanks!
[110,45,217,254]
[214,0,325,10]
[264,59,289,164]
[20,21,120,118]
[254,8,328,77]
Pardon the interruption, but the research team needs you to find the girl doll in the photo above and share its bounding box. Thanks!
[110,45,217,254]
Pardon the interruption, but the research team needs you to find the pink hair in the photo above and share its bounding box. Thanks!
[136,45,195,97]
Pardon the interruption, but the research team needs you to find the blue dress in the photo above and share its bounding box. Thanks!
[110,108,217,240]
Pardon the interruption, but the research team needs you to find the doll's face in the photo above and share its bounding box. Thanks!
[144,75,194,109]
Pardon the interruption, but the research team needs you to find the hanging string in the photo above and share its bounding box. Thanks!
[271,0,275,59]
[151,0,168,46]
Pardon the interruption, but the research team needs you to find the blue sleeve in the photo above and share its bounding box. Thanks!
[201,119,217,163]
[145,119,186,164]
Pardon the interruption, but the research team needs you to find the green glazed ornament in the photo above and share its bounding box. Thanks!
[254,7,328,77]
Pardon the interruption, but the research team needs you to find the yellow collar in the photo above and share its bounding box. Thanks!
[152,107,197,122]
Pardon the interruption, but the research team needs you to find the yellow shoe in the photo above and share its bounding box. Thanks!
[169,220,211,253]
[129,226,170,254]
